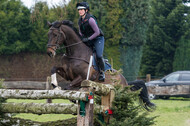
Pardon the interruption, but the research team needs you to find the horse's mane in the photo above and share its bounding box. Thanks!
[52,20,81,37]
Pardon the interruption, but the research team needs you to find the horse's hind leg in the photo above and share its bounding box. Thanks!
[128,80,156,111]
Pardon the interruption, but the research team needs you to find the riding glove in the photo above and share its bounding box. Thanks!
[82,37,89,42]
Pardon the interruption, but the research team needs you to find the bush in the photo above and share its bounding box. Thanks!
[95,85,156,126]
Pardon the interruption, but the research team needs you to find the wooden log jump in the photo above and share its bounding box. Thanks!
[1,103,78,114]
[81,80,114,96]
[0,80,115,126]
[0,89,88,101]
[1,103,105,115]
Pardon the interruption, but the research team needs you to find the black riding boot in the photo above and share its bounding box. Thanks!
[97,57,105,81]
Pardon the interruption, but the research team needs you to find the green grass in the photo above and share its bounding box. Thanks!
[149,97,190,126]
[6,99,76,122]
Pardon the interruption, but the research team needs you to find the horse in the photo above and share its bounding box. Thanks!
[46,20,127,89]
[46,20,155,111]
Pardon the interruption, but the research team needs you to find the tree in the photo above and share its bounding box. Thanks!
[173,6,190,71]
[103,0,124,69]
[0,0,32,54]
[140,0,187,76]
[64,0,79,26]
[29,2,49,53]
[119,0,150,81]
[95,85,156,126]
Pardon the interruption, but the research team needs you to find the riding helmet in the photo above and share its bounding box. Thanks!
[76,2,90,10]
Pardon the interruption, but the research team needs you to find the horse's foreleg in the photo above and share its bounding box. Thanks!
[70,76,83,87]
[64,75,83,90]
[51,66,61,90]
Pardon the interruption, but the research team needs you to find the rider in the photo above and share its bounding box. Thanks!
[76,2,105,81]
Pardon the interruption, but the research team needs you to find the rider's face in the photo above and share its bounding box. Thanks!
[78,9,86,16]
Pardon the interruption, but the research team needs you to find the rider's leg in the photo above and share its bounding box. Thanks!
[97,57,105,80]
[93,36,105,81]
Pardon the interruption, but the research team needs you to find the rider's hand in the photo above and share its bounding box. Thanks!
[82,37,89,42]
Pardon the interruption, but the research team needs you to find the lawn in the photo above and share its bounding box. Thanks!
[6,97,190,125]
[149,97,190,126]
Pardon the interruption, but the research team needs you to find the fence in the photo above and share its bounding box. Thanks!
[0,78,115,126]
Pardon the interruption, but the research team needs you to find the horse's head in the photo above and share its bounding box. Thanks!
[47,21,66,57]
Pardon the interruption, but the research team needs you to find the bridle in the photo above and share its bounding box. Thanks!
[47,28,89,63]
[47,26,89,63]
[47,27,83,51]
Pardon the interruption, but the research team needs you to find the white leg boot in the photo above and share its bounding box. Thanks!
[51,73,61,90]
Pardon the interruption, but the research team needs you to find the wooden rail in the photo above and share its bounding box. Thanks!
[0,79,115,126]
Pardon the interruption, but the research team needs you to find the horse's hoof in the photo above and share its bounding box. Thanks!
[139,98,156,112]
[51,83,57,88]
[144,102,156,112]
[53,86,62,90]
[146,102,156,109]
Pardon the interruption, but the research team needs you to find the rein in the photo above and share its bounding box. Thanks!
[47,41,83,50]
[60,40,84,49]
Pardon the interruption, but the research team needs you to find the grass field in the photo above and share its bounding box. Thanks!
[149,97,190,126]
[7,97,190,125]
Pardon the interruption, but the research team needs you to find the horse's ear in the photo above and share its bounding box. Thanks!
[53,21,62,28]
[47,21,52,28]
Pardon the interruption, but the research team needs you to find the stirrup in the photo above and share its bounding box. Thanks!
[99,72,105,81]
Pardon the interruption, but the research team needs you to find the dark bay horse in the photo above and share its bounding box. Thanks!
[46,20,155,111]
[47,20,127,89]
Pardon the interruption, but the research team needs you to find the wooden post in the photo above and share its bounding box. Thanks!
[46,76,52,103]
[101,89,115,123]
[81,80,115,124]
[146,74,151,82]
[77,84,94,126]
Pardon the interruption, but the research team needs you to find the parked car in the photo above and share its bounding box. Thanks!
[145,71,190,99]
